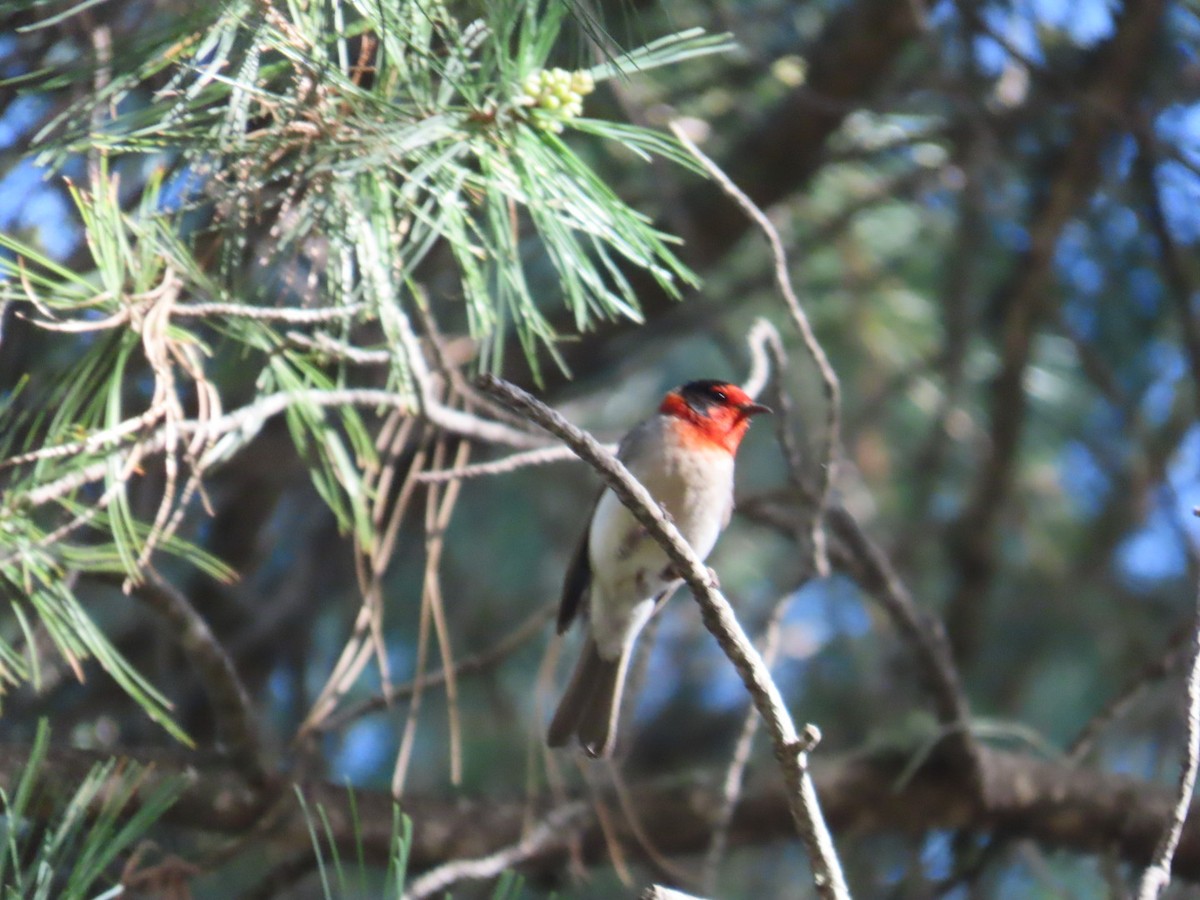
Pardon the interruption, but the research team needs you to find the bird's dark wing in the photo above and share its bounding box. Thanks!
[557,515,592,633]
[557,418,656,634]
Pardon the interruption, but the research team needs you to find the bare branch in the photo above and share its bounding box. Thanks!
[171,301,368,322]
[670,122,841,578]
[825,505,980,779]
[415,444,613,483]
[402,803,588,900]
[475,374,850,900]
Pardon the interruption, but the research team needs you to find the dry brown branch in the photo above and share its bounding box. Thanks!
[670,123,840,578]
[320,601,556,732]
[475,374,850,900]
[388,421,473,795]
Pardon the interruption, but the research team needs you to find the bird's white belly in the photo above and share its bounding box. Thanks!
[587,447,733,658]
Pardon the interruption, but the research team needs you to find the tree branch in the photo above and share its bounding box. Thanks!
[474,373,850,900]
[134,570,266,783]
[10,741,1200,886]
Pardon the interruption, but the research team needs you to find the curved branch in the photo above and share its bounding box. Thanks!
[474,373,850,900]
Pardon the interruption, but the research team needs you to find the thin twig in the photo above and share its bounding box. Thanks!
[752,320,815,499]
[1136,511,1200,899]
[476,374,850,900]
[427,438,471,785]
[320,602,556,732]
[401,803,587,900]
[391,431,471,795]
[741,318,776,400]
[284,330,391,365]
[826,505,980,779]
[10,386,544,516]
[415,444,614,483]
[670,122,841,578]
[1067,623,1193,765]
[171,301,368,322]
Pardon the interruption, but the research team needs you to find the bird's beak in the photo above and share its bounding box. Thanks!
[739,401,772,417]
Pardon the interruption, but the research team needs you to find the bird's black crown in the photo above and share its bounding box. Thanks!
[677,379,737,412]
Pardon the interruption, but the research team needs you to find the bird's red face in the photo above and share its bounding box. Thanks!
[659,380,771,454]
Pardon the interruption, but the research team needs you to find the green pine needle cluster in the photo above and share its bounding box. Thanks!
[0,721,183,898]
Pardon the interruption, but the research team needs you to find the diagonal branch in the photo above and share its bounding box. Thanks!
[825,505,980,781]
[134,570,265,783]
[474,373,850,900]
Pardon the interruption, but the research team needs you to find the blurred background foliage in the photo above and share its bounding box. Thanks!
[2,0,1200,896]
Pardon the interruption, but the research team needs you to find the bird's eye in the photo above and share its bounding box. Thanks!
[710,389,728,402]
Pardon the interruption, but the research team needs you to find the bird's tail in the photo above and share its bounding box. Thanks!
[546,635,630,759]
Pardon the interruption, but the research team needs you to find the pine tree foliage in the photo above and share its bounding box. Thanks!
[0,721,181,898]
[0,0,729,732]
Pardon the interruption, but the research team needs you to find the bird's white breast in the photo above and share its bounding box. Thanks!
[587,420,734,657]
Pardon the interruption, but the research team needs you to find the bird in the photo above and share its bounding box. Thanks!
[547,379,770,758]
